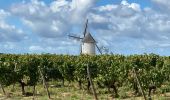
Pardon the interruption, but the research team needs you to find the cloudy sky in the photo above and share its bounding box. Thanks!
[0,0,170,55]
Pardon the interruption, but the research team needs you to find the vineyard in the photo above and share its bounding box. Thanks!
[0,53,170,99]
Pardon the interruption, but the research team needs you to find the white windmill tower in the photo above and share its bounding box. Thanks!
[69,19,102,55]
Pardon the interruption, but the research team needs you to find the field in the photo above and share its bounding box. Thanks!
[1,82,170,100]
[1,54,170,100]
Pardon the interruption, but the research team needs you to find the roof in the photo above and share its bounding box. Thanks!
[82,33,96,43]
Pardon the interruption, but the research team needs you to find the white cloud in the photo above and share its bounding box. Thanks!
[152,0,170,7]
[97,5,118,12]
[50,0,70,12]
[28,44,79,54]
[0,9,26,42]
[0,0,169,55]
[86,0,170,55]
[0,9,10,19]
[90,1,170,40]
[70,0,96,22]
[7,0,96,54]
[151,0,170,13]
[29,45,43,51]
[11,0,96,38]
[121,0,141,12]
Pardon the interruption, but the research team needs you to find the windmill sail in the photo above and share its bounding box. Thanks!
[68,35,83,40]
[68,19,104,55]
[83,19,88,37]
[95,44,102,54]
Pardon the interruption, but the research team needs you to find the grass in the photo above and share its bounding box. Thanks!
[1,82,170,100]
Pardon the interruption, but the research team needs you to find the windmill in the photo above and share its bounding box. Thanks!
[68,19,102,55]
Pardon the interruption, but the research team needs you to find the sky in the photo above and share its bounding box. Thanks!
[0,0,170,55]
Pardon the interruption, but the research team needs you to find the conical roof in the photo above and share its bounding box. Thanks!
[82,33,96,43]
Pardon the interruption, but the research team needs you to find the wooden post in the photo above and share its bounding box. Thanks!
[0,82,6,95]
[87,64,98,100]
[39,66,51,99]
[32,85,36,100]
[133,68,147,100]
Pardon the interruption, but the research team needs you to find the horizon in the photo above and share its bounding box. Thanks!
[0,0,170,55]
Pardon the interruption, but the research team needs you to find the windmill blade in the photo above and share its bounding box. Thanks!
[95,44,102,54]
[68,35,83,40]
[83,19,88,37]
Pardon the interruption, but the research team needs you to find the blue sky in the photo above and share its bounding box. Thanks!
[0,0,170,55]
[0,0,151,9]
[96,0,151,7]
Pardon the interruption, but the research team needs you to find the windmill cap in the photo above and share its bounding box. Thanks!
[82,33,96,43]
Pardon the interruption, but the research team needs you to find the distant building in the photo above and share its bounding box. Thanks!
[82,32,96,55]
